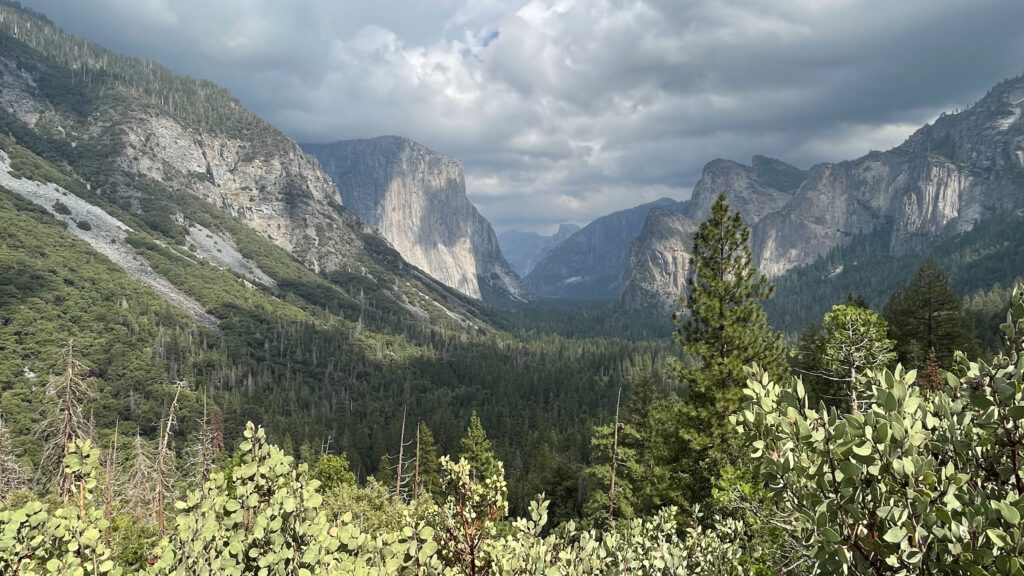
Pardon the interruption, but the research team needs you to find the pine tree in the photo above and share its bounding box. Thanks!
[675,194,786,448]
[884,260,978,368]
[414,422,440,499]
[459,411,500,482]
[673,194,786,504]
[621,356,672,515]
[374,453,394,488]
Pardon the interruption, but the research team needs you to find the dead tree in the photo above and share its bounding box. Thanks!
[0,414,25,500]
[103,421,119,547]
[40,340,95,501]
[124,432,155,518]
[154,381,186,534]
[607,388,622,524]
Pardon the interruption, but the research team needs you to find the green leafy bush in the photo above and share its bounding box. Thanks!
[737,282,1024,575]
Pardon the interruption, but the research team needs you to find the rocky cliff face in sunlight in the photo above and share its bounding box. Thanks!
[753,75,1024,277]
[620,208,699,310]
[622,74,1024,309]
[620,156,801,309]
[116,109,364,274]
[304,136,527,302]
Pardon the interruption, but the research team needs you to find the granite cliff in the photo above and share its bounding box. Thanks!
[525,198,687,300]
[304,137,527,303]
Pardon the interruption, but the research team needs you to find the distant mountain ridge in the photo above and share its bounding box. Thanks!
[524,198,688,300]
[303,136,528,303]
[622,72,1024,311]
[498,223,580,277]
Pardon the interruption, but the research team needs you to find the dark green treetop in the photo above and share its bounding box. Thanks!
[883,260,978,368]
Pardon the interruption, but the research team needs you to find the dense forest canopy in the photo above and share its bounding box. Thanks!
[1,1,1023,573]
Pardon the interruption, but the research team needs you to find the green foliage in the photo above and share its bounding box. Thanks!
[312,453,356,492]
[674,194,786,501]
[766,213,1024,344]
[820,305,896,412]
[415,422,441,498]
[0,439,118,576]
[736,282,1024,575]
[459,412,500,483]
[884,260,978,369]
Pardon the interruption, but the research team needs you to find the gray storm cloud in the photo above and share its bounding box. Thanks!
[22,0,1024,233]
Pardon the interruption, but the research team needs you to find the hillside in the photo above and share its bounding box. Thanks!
[0,0,671,503]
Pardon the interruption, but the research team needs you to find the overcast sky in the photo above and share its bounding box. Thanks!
[22,0,1024,233]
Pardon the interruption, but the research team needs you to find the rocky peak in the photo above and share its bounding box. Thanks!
[525,198,687,300]
[754,73,1024,278]
[684,157,803,226]
[303,136,527,302]
[621,208,699,310]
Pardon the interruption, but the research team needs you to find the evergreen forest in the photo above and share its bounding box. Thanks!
[1,1,1024,574]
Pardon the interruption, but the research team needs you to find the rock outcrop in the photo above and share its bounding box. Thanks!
[754,76,1024,277]
[525,198,687,300]
[304,137,527,303]
[620,156,799,309]
[620,209,699,310]
[116,110,364,275]
[624,74,1024,309]
[498,223,580,277]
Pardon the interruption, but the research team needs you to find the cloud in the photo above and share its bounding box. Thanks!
[22,0,1024,233]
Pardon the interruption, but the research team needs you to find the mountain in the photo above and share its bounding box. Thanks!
[620,156,802,309]
[303,137,527,303]
[0,1,668,497]
[524,198,687,300]
[754,76,1024,277]
[622,74,1024,317]
[497,223,580,276]
[620,209,699,310]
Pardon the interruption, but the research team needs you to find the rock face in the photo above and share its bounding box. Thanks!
[684,156,803,224]
[0,2,489,330]
[498,223,580,277]
[525,198,687,300]
[304,137,527,302]
[622,74,1024,309]
[621,209,699,310]
[116,110,362,274]
[753,76,1024,277]
[621,156,799,309]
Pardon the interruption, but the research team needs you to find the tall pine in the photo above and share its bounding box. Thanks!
[674,194,785,501]
[883,260,978,369]
[459,411,500,481]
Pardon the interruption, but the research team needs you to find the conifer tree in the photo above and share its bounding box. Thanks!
[414,422,440,498]
[40,340,95,501]
[125,432,155,518]
[884,260,978,368]
[820,305,896,412]
[675,194,786,447]
[673,194,785,503]
[622,356,672,515]
[374,454,395,488]
[459,411,500,481]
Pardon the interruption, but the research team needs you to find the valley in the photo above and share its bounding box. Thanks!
[1,1,1023,574]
